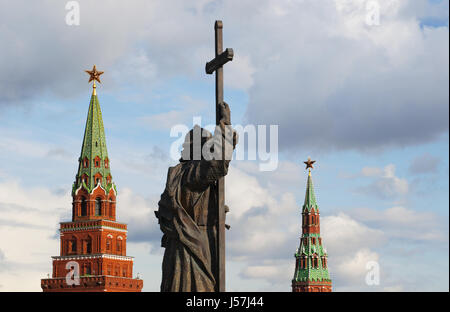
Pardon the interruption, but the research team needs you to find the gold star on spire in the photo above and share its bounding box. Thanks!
[85,65,104,95]
[304,157,316,175]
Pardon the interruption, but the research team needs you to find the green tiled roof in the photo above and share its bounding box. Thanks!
[294,235,331,283]
[72,91,116,195]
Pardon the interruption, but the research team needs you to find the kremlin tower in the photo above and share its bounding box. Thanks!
[292,158,332,292]
[41,66,143,292]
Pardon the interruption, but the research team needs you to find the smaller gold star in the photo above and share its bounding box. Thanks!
[304,157,316,170]
[85,65,104,84]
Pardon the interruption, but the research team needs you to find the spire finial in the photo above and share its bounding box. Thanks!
[85,65,104,95]
[304,157,316,174]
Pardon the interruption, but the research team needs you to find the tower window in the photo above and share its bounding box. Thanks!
[83,238,92,254]
[69,238,77,253]
[106,238,111,251]
[81,198,87,216]
[95,198,102,216]
[94,156,101,168]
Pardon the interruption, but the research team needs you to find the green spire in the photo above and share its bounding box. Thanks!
[303,171,318,212]
[72,87,115,195]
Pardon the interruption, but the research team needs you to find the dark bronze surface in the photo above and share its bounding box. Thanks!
[207,20,234,293]
[155,20,235,292]
[205,48,234,74]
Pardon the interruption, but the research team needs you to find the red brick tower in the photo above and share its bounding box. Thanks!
[41,66,143,292]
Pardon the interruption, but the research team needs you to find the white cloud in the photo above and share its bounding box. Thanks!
[139,95,209,131]
[115,187,160,247]
[243,0,449,151]
[240,260,294,287]
[322,213,386,255]
[1,0,447,152]
[357,164,409,199]
[350,206,447,242]
[0,181,67,291]
[334,248,380,286]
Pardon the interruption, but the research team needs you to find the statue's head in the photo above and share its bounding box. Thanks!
[180,125,212,162]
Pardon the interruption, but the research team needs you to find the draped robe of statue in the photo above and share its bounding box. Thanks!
[156,124,235,292]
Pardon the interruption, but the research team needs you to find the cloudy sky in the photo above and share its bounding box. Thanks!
[0,0,448,292]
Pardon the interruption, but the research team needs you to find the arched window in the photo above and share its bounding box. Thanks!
[95,198,102,216]
[94,156,101,168]
[117,240,122,253]
[106,238,112,251]
[69,238,77,253]
[81,197,87,216]
[84,237,92,254]
[311,215,315,225]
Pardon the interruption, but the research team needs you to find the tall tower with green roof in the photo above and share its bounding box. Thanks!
[41,66,143,292]
[70,66,117,222]
[292,158,332,292]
